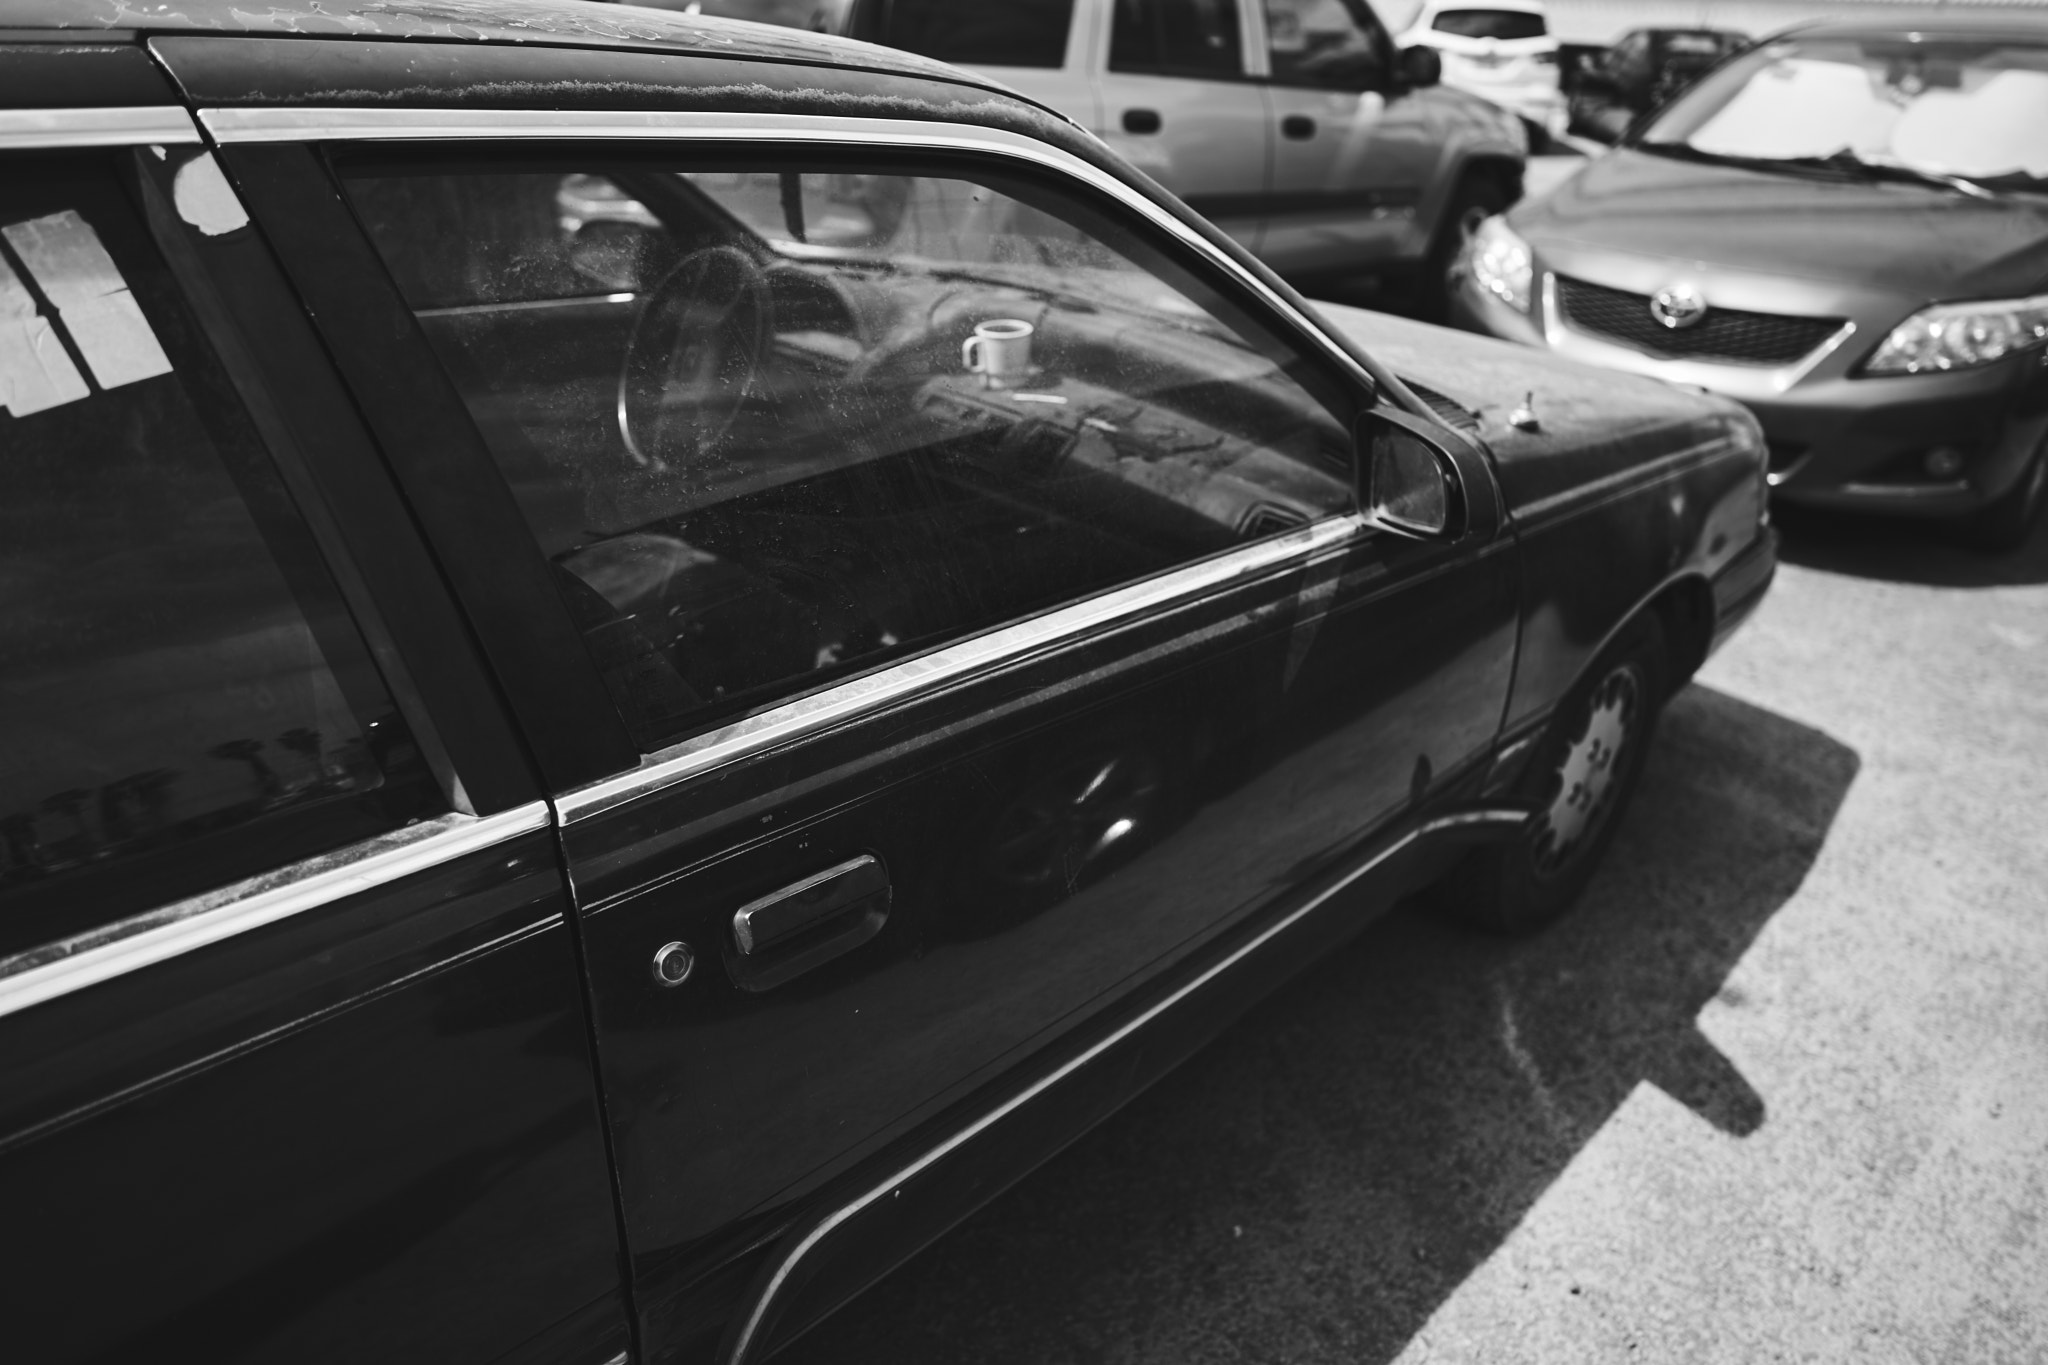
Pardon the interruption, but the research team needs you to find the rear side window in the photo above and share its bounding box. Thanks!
[340,153,1355,752]
[1430,8,1548,40]
[869,0,1074,69]
[1111,0,1244,78]
[0,154,439,958]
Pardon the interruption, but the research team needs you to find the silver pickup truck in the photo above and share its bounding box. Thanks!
[840,0,1529,311]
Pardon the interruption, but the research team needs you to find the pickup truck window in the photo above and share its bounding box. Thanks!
[0,154,439,958]
[343,155,1354,751]
[1111,0,1244,78]
[1265,0,1393,89]
[866,0,1074,69]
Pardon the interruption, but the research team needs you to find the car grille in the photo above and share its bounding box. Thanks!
[1554,276,1843,366]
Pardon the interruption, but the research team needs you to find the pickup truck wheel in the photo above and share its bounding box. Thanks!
[1434,614,1667,934]
[1416,172,1510,323]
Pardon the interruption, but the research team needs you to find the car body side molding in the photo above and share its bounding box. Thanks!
[558,514,1366,825]
[0,802,551,1021]
[0,105,199,148]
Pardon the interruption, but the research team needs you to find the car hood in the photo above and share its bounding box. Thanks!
[1516,148,2048,301]
[1311,302,1747,513]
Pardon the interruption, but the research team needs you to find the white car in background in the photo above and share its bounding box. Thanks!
[1397,0,1566,143]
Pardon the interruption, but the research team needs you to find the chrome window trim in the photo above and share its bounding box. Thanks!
[196,107,1382,396]
[0,802,550,1022]
[722,804,1532,1365]
[0,105,202,149]
[558,515,1364,824]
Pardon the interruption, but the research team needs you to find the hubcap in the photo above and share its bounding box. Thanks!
[1529,663,1641,877]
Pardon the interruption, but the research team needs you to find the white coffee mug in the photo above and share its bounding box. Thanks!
[961,318,1035,387]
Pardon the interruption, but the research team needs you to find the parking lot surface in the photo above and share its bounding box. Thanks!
[780,509,2048,1363]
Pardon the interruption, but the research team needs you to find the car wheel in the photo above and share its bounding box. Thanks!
[1416,171,1511,324]
[1962,445,2047,554]
[1434,614,1667,934]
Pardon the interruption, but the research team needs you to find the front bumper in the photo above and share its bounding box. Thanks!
[1454,269,2048,518]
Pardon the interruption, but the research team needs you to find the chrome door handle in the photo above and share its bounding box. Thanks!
[727,854,891,991]
[1281,114,1317,139]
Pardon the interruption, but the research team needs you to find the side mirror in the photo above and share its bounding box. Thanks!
[1359,408,1460,538]
[1398,45,1443,89]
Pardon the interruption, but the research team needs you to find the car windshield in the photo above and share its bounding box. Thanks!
[1636,35,2048,193]
[1430,8,1546,40]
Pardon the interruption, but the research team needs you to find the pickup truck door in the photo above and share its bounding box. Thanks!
[1256,0,1432,274]
[1091,0,1271,252]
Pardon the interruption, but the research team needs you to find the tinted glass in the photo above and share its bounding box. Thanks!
[1429,8,1547,40]
[0,154,439,957]
[1265,0,1391,89]
[342,154,1354,751]
[873,0,1074,68]
[1111,0,1244,78]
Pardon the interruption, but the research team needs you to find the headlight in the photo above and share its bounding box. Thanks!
[1469,215,1533,314]
[1864,293,2048,375]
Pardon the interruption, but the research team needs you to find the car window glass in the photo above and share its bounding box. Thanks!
[1650,37,2048,181]
[869,0,1075,69]
[342,155,1355,753]
[1265,0,1391,89]
[0,155,440,958]
[1428,8,1547,40]
[1110,0,1244,78]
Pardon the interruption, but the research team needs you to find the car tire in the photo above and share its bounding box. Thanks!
[1961,445,2047,554]
[1416,171,1512,324]
[1433,613,1668,934]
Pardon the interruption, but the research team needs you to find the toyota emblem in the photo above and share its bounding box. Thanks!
[1650,282,1709,330]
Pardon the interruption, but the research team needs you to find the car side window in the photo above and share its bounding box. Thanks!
[0,154,441,958]
[340,154,1356,752]
[1264,0,1393,90]
[1110,0,1245,79]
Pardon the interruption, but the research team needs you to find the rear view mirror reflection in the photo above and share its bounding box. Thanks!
[1362,412,1458,537]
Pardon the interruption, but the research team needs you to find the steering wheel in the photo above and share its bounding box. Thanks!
[617,245,772,469]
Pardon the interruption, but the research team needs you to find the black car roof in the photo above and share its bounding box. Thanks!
[0,0,994,92]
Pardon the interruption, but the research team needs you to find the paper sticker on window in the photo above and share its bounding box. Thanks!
[3,210,173,393]
[0,253,89,418]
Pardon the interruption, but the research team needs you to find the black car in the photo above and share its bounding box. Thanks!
[1459,13,2048,548]
[0,3,1773,1362]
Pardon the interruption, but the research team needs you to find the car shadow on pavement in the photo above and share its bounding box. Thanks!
[774,683,1859,1365]
[1771,501,2048,588]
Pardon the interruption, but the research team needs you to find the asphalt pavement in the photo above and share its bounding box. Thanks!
[779,505,2048,1362]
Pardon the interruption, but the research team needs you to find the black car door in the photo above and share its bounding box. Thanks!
[225,118,1518,1362]
[0,112,627,1364]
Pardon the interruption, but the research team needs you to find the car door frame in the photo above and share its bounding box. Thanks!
[201,102,1506,778]
[0,95,630,1365]
[201,101,1518,1360]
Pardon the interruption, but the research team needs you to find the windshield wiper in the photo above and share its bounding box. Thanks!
[1635,141,2002,198]
[1780,150,1997,200]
